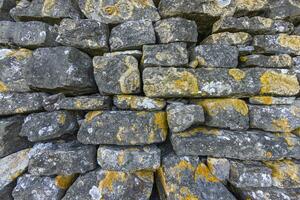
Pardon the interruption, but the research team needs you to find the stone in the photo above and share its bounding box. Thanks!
[62,168,154,200]
[294,25,300,35]
[20,111,79,142]
[103,50,143,59]
[193,98,249,130]
[0,182,14,200]
[0,49,32,93]
[25,47,97,95]
[113,95,166,111]
[237,45,255,55]
[249,96,296,105]
[229,161,272,188]
[190,44,239,68]
[0,0,15,21]
[109,20,156,51]
[78,111,168,145]
[235,0,269,16]
[166,103,205,132]
[56,19,109,55]
[0,149,31,194]
[207,158,230,182]
[78,0,160,24]
[156,152,236,200]
[293,56,300,81]
[10,0,82,23]
[28,141,97,176]
[202,32,252,45]
[97,145,160,172]
[0,92,47,116]
[239,54,293,68]
[0,116,31,158]
[253,34,300,56]
[142,42,189,67]
[93,55,141,95]
[213,16,294,34]
[249,104,300,133]
[268,0,300,23]
[171,127,291,160]
[154,17,198,44]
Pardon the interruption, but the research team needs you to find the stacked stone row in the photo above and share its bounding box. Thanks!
[1,0,300,200]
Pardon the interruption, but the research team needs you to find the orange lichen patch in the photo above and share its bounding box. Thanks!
[0,81,8,92]
[251,96,273,105]
[57,114,66,125]
[6,49,32,60]
[272,118,291,132]
[236,0,268,10]
[265,151,273,158]
[260,70,300,95]
[195,163,220,183]
[278,34,300,52]
[42,0,56,15]
[99,171,127,191]
[85,111,103,122]
[199,98,249,116]
[179,127,221,138]
[156,167,174,195]
[55,174,77,189]
[228,69,246,81]
[172,71,199,95]
[135,170,153,182]
[153,112,168,139]
[179,187,199,200]
[104,5,119,15]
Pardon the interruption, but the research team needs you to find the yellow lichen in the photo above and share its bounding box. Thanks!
[194,163,220,183]
[55,174,77,189]
[179,187,199,200]
[85,111,103,122]
[104,5,119,15]
[272,118,291,132]
[134,170,153,182]
[153,112,168,139]
[57,114,66,125]
[251,96,273,105]
[6,49,32,60]
[42,0,56,15]
[74,100,82,108]
[172,71,199,95]
[0,81,8,92]
[15,107,27,113]
[239,56,248,62]
[156,167,173,195]
[278,34,300,52]
[228,69,246,81]
[265,151,273,158]
[99,171,127,191]
[179,127,220,138]
[119,56,140,94]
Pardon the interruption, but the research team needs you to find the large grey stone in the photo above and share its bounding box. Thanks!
[239,54,293,68]
[268,0,300,23]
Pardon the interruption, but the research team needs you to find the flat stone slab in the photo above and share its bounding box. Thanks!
[268,0,300,23]
[249,96,296,105]
[239,54,293,68]
[26,47,97,95]
[202,32,252,46]
[78,111,168,145]
[97,145,161,172]
[28,141,97,176]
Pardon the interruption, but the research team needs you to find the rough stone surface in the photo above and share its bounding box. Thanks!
[268,0,300,23]
[207,157,230,183]
[249,96,296,105]
[78,111,168,145]
[202,32,252,46]
[239,54,293,68]
[0,0,15,21]
[103,50,142,59]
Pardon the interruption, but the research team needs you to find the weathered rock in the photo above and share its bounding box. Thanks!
[156,152,236,200]
[235,0,269,16]
[56,19,109,55]
[154,17,198,44]
[113,95,166,111]
[190,44,238,68]
[103,50,143,59]
[0,92,47,116]
[171,127,291,160]
[294,25,300,35]
[237,45,255,55]
[0,182,14,200]
[239,54,293,68]
[78,111,168,145]
[142,42,189,67]
[207,157,230,182]
[202,32,252,45]
[268,0,300,23]
[97,145,160,172]
[166,103,205,132]
[0,0,15,21]
[249,96,296,105]
[194,98,249,130]
[26,47,97,95]
[253,34,300,56]
[249,104,300,132]
[0,116,31,158]
[28,141,97,175]
[0,149,30,194]
[109,20,156,51]
[293,56,300,81]
[93,55,141,95]
[0,49,32,93]
[78,0,160,24]
[20,111,78,142]
[10,0,82,23]
[213,16,294,34]
[229,161,272,188]
[62,168,154,200]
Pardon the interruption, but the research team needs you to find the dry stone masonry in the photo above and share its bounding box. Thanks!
[1,0,300,200]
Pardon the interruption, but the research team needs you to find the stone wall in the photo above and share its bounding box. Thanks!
[1,0,300,199]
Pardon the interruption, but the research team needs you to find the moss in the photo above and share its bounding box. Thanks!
[0,81,8,92]
[272,118,291,132]
[85,111,103,122]
[278,34,300,52]
[55,174,77,189]
[104,5,119,15]
[194,163,220,183]
[99,171,127,191]
[265,151,273,158]
[228,69,246,81]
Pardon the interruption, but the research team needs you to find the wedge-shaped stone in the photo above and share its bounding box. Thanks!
[156,152,236,200]
[93,55,141,95]
[109,20,156,51]
[240,54,293,68]
[113,95,166,111]
[0,0,15,21]
[202,32,252,45]
[78,111,168,145]
[249,96,296,105]
[56,19,109,55]
[0,92,47,116]
[154,17,198,44]
[62,168,153,200]
[142,42,189,67]
[213,16,294,34]
[268,0,300,23]
[28,141,97,176]
[207,158,230,183]
[190,44,238,68]
[167,103,205,132]
[20,111,78,142]
[0,49,32,93]
[26,47,97,95]
[171,127,291,160]
[194,98,249,130]
[249,104,300,133]
[0,21,57,48]
[97,145,160,172]
[229,161,272,188]
[78,0,160,24]
[253,34,300,56]
[0,116,31,158]
[10,0,82,23]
